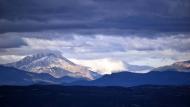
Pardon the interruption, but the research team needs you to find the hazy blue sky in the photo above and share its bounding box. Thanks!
[0,0,190,73]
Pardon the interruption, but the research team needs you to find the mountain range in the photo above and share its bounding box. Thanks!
[0,53,190,86]
[71,70,190,87]
[71,60,190,86]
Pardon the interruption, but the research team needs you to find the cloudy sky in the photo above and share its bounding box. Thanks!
[0,0,190,73]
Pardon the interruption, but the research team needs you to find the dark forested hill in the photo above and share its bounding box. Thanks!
[72,71,190,86]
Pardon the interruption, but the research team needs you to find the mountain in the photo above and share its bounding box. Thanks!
[0,65,87,85]
[125,63,154,73]
[0,65,58,85]
[152,60,190,72]
[6,53,100,80]
[71,70,190,87]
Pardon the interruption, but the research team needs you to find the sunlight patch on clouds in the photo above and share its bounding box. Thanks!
[0,55,24,64]
[70,58,127,74]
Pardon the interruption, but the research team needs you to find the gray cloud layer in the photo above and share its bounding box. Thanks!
[0,34,27,49]
[0,0,190,68]
[0,0,190,33]
[0,33,190,67]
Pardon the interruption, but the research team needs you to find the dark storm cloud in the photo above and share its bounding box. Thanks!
[0,0,190,34]
[0,35,27,49]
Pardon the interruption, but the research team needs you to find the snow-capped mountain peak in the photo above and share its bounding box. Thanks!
[7,53,99,80]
